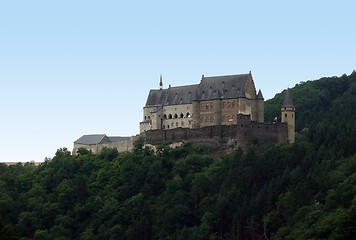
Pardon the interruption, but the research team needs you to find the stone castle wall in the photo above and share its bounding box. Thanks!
[73,135,142,155]
[74,118,289,155]
[145,119,288,148]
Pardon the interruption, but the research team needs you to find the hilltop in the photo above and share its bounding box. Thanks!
[1,71,355,240]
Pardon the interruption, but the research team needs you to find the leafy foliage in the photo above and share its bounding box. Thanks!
[1,71,356,239]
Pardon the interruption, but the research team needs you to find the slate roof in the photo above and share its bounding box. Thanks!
[74,134,111,145]
[282,88,294,107]
[145,85,199,107]
[75,135,130,145]
[196,74,249,101]
[145,73,252,107]
[145,89,169,107]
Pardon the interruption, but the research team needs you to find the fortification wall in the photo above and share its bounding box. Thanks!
[74,122,288,155]
[145,121,288,148]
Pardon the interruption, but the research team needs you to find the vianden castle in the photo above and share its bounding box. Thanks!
[73,72,295,154]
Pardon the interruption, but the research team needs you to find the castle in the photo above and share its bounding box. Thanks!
[73,72,295,154]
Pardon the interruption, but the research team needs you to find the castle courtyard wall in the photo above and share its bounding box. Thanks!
[145,121,288,148]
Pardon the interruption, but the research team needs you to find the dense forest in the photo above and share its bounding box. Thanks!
[1,71,356,240]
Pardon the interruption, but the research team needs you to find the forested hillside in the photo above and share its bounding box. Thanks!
[1,71,356,240]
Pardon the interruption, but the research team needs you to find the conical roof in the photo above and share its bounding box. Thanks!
[257,89,264,99]
[282,88,294,107]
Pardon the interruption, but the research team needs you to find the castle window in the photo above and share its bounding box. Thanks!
[222,102,226,108]
[186,113,191,118]
[180,113,184,118]
[227,102,231,108]
[285,114,287,118]
[206,104,209,110]
[174,114,178,118]
[181,122,184,126]
[171,123,174,127]
[201,104,204,110]
[210,117,214,123]
[292,114,294,118]
[210,103,213,110]
[189,120,192,125]
[169,114,172,119]
[205,117,208,123]
[167,125,170,129]
[163,125,165,129]
[176,122,178,126]
[145,116,147,120]
[148,116,150,120]
[164,114,167,119]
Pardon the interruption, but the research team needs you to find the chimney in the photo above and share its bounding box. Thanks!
[202,74,204,79]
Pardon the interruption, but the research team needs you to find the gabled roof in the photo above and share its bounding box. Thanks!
[145,85,199,107]
[196,74,249,100]
[282,88,294,107]
[145,89,169,107]
[165,84,199,105]
[74,134,111,145]
[145,73,253,107]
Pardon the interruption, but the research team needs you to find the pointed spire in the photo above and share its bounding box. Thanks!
[282,88,294,107]
[257,89,264,100]
[159,74,163,90]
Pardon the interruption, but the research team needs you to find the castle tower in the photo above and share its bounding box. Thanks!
[256,89,264,122]
[281,88,295,143]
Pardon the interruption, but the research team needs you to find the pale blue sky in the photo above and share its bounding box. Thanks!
[1,1,355,162]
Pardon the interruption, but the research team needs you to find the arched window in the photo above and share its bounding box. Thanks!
[163,114,167,119]
[174,113,178,118]
[169,114,172,119]
[144,116,147,120]
[167,125,170,129]
[206,104,209,110]
[186,112,191,118]
[180,113,184,118]
[148,116,150,120]
[181,122,184,126]
[210,117,214,123]
[163,125,165,129]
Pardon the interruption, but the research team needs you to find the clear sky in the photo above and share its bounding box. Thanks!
[1,1,355,162]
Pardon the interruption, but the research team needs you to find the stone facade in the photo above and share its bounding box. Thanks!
[74,72,295,155]
[141,72,265,133]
